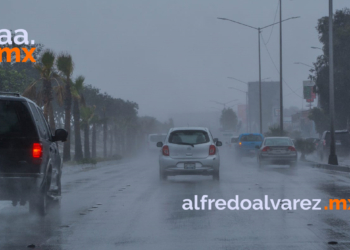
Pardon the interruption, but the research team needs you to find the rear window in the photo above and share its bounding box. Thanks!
[231,137,239,143]
[240,134,263,142]
[264,138,293,146]
[149,135,166,142]
[169,130,209,145]
[0,100,36,138]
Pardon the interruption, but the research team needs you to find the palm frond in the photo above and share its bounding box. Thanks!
[22,81,38,101]
[41,49,55,69]
[54,84,65,106]
[56,52,74,77]
[74,75,85,92]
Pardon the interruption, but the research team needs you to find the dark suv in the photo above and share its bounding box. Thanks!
[0,92,68,215]
[317,130,350,161]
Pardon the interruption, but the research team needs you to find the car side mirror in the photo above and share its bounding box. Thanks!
[255,145,260,149]
[53,129,68,142]
[213,138,218,143]
[156,142,163,147]
[216,141,222,147]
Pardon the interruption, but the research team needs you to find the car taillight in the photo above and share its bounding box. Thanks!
[288,146,296,151]
[323,140,326,146]
[261,146,270,152]
[162,145,169,156]
[209,145,216,155]
[33,143,42,158]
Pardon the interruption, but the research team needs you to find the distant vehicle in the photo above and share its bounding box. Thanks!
[305,137,320,151]
[0,92,68,215]
[157,127,222,180]
[236,133,264,159]
[147,134,167,151]
[229,136,239,150]
[257,137,297,167]
[220,131,235,146]
[317,130,350,160]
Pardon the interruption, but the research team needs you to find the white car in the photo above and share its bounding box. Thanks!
[147,134,167,151]
[157,127,222,180]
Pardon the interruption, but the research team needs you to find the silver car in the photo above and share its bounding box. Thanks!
[257,137,297,167]
[157,127,222,180]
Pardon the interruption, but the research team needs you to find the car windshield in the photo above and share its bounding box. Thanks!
[168,130,210,145]
[240,135,263,142]
[150,135,166,142]
[0,100,36,138]
[264,138,293,146]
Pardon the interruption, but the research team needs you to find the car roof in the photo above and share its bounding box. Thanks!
[0,93,37,106]
[169,127,209,132]
[323,130,349,134]
[264,137,291,139]
[239,133,263,136]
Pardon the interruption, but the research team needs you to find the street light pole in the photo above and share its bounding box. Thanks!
[218,16,299,134]
[328,0,338,165]
[279,0,284,136]
[258,28,262,133]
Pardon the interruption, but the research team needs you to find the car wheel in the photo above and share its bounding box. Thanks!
[159,168,167,181]
[213,171,220,181]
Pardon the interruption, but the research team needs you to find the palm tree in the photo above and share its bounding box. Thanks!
[81,106,95,159]
[90,114,101,159]
[71,75,85,161]
[23,49,58,132]
[56,53,74,162]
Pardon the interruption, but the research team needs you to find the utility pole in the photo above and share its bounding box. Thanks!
[279,0,284,136]
[258,28,262,134]
[328,0,338,165]
[218,15,299,134]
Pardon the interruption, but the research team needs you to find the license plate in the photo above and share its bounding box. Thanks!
[184,163,195,170]
[272,150,282,154]
[250,150,255,153]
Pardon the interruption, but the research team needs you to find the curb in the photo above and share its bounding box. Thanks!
[301,159,350,173]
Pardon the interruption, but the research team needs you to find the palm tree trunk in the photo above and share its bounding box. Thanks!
[42,79,52,121]
[92,123,96,158]
[103,118,107,158]
[109,127,113,156]
[63,79,72,162]
[84,123,90,159]
[73,98,83,161]
[48,102,56,133]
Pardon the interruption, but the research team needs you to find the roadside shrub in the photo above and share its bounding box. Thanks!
[264,125,288,137]
[294,138,315,160]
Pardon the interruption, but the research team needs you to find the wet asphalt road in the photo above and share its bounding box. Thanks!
[1,149,350,250]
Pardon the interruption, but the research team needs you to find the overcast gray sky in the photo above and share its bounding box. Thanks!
[2,0,349,121]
